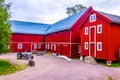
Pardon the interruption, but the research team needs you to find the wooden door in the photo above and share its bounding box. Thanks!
[89,26,96,57]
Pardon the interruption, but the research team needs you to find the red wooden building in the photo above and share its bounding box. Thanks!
[10,20,49,52]
[80,7,120,61]
[45,7,91,58]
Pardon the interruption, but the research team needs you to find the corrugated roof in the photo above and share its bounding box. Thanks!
[10,20,50,35]
[46,8,87,34]
[99,11,120,24]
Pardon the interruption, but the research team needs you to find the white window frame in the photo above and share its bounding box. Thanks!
[85,27,88,35]
[38,44,41,49]
[18,43,22,49]
[54,44,56,51]
[90,14,96,22]
[97,24,102,34]
[45,44,47,49]
[97,42,102,51]
[34,43,37,49]
[84,42,88,50]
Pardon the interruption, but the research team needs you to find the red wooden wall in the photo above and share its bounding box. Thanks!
[81,12,110,60]
[10,33,45,52]
[45,30,71,57]
[109,23,120,61]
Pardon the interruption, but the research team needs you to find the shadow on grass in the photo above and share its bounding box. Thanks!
[96,59,120,67]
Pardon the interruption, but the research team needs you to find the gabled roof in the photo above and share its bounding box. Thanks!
[46,8,88,34]
[99,11,120,24]
[10,20,50,35]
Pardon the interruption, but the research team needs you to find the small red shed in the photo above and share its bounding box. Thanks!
[80,7,120,61]
[10,20,49,52]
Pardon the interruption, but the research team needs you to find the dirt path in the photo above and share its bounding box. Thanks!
[0,53,120,80]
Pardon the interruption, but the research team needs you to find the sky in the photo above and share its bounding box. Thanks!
[5,0,120,24]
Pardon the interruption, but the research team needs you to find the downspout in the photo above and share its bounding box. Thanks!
[69,29,72,58]
[44,34,46,51]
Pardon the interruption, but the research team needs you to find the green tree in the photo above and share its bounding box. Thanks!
[66,4,86,16]
[0,0,12,54]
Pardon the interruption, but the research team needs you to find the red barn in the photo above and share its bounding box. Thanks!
[45,8,91,58]
[10,20,49,52]
[80,7,120,61]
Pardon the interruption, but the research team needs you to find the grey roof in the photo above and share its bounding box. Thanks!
[46,8,87,34]
[99,11,120,24]
[10,20,50,35]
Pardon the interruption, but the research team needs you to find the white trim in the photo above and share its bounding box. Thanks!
[45,44,47,49]
[97,42,102,51]
[89,26,96,57]
[84,42,88,50]
[94,26,97,57]
[85,27,88,35]
[9,42,80,45]
[18,43,22,49]
[38,43,41,49]
[45,42,80,44]
[54,44,56,51]
[90,42,95,44]
[97,24,102,34]
[48,44,50,50]
[34,43,37,49]
[90,14,96,22]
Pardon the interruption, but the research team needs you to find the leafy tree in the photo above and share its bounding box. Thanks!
[0,0,12,54]
[66,4,86,16]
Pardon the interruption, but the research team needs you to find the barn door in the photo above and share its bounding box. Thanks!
[89,26,96,57]
[31,43,37,51]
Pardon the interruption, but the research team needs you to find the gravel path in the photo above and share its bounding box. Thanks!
[0,53,120,80]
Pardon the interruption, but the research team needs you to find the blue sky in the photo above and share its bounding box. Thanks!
[5,0,120,24]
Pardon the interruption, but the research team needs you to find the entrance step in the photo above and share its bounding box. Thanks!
[84,56,97,64]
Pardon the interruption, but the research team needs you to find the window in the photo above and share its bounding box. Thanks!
[54,44,56,51]
[97,42,102,51]
[84,42,88,50]
[34,44,37,49]
[38,44,41,49]
[18,43,22,49]
[45,44,47,49]
[85,27,88,35]
[78,45,81,54]
[97,24,102,34]
[90,14,96,22]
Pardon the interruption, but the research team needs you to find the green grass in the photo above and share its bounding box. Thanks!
[97,59,120,67]
[0,59,27,76]
[107,61,120,67]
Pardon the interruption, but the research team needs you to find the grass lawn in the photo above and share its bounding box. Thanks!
[0,59,27,76]
[97,59,120,67]
[107,61,120,67]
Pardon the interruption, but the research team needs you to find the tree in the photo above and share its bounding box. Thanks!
[66,4,86,16]
[0,0,12,54]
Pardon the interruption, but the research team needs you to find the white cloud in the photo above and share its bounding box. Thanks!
[5,0,120,24]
